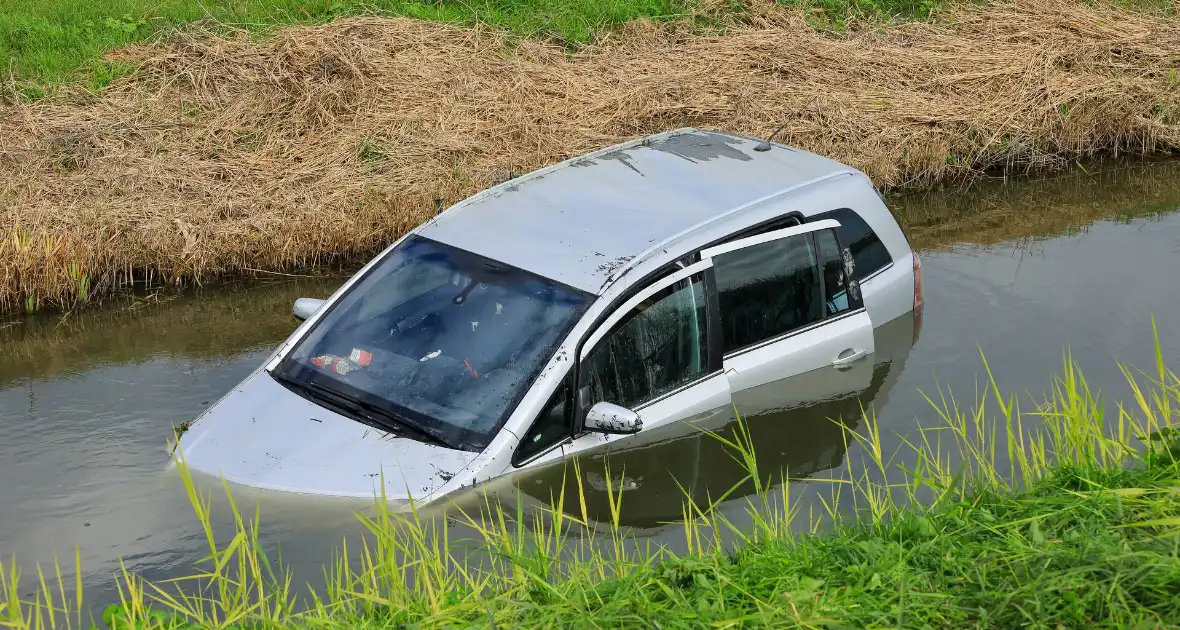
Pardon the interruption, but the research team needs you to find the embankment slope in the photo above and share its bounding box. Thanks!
[2,0,1178,311]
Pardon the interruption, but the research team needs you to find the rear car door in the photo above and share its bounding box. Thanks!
[702,219,876,418]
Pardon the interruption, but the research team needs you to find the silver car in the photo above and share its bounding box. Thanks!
[175,128,924,504]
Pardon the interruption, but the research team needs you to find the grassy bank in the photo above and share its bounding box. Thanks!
[5,0,1178,94]
[0,0,1021,93]
[7,0,1179,95]
[2,0,1180,314]
[2,334,1179,629]
[1,0,690,96]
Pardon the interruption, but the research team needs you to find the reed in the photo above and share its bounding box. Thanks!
[2,329,1179,628]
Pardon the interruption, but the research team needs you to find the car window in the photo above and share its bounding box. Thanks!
[277,236,590,451]
[816,228,863,315]
[811,208,891,280]
[713,233,822,354]
[514,374,572,465]
[582,275,709,410]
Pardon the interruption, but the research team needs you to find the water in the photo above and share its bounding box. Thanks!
[2,160,1179,607]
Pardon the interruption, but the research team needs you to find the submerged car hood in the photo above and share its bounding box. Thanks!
[175,369,481,500]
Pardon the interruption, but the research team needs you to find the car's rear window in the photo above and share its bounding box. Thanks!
[811,208,892,280]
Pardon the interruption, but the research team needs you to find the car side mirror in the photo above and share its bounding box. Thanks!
[292,298,326,322]
[583,402,642,435]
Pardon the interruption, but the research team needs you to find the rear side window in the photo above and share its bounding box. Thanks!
[816,228,863,315]
[712,233,823,354]
[811,208,891,280]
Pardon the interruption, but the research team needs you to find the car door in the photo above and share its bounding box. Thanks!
[512,260,726,526]
[701,219,876,419]
[563,259,732,460]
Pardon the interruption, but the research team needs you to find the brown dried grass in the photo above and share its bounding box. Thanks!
[1,0,1179,312]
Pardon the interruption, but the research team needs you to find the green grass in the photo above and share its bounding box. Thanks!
[647,461,1180,628]
[0,0,963,95]
[6,0,1176,95]
[2,325,1179,629]
[0,0,687,93]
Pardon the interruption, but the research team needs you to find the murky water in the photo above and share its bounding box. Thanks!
[2,160,1179,607]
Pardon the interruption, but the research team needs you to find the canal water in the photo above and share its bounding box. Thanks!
[1,160,1178,609]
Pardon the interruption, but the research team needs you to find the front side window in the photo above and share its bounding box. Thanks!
[811,208,892,280]
[582,276,710,411]
[816,228,863,315]
[713,233,822,354]
[273,236,591,451]
[513,373,573,465]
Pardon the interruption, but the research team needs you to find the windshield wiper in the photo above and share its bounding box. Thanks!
[271,371,456,450]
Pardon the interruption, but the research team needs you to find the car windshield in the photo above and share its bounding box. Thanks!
[274,235,591,451]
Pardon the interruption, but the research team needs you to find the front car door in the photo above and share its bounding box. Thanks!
[514,261,727,519]
[569,259,732,455]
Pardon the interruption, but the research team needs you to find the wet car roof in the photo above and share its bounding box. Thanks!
[415,128,855,295]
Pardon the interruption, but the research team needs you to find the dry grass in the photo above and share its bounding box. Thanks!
[2,0,1179,313]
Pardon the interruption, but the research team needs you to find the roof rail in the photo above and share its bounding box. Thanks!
[597,170,855,292]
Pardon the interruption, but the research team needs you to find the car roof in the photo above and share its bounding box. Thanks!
[414,128,859,295]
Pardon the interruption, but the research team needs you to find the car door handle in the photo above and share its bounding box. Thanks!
[832,348,868,368]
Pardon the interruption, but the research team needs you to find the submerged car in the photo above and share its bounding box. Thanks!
[175,128,924,503]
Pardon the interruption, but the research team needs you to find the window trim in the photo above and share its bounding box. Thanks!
[807,208,893,281]
[696,210,806,256]
[704,219,842,356]
[814,226,865,315]
[699,219,840,261]
[860,261,893,283]
[722,307,866,360]
[573,258,716,431]
[581,258,713,356]
[631,369,725,411]
[713,221,870,361]
[812,231,828,319]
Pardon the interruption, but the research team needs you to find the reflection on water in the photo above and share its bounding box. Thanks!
[0,279,342,387]
[1,159,1179,606]
[893,159,1180,250]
